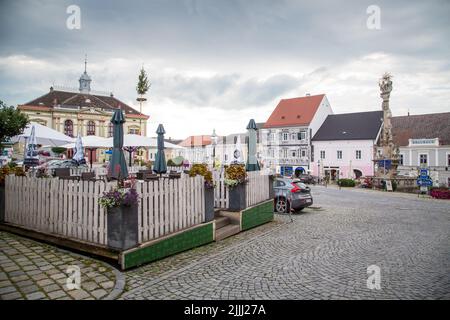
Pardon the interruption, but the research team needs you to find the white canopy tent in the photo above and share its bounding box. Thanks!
[12,122,74,147]
[60,135,112,149]
[105,134,183,149]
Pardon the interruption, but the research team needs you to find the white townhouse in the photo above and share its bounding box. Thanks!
[260,94,333,176]
[392,112,450,187]
[311,111,383,181]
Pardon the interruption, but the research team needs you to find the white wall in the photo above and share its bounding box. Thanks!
[312,139,375,178]
[309,95,334,138]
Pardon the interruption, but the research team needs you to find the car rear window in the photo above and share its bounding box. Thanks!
[293,182,308,189]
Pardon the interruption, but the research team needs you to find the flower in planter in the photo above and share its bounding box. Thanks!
[189,163,214,188]
[99,187,139,209]
[224,164,247,188]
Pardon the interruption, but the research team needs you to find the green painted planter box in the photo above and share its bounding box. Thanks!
[241,200,274,231]
[120,222,214,270]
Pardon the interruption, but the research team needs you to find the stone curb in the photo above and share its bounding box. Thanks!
[52,245,126,300]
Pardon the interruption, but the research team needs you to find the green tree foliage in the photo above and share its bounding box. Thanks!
[0,100,29,149]
[136,67,151,96]
[51,147,67,155]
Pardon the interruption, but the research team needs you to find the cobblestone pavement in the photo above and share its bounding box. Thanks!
[0,232,124,300]
[123,186,450,300]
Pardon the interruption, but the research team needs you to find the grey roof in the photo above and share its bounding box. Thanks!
[312,111,383,141]
[391,112,450,146]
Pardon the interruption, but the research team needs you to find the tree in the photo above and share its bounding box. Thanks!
[51,147,67,156]
[136,67,151,96]
[0,100,29,150]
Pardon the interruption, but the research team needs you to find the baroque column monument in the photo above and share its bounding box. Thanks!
[376,73,399,178]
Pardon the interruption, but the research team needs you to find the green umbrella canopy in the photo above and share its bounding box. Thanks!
[153,124,167,174]
[107,109,129,179]
[246,119,260,172]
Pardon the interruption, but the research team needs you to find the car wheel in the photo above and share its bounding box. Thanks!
[275,197,290,213]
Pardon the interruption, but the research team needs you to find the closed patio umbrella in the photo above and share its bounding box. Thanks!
[245,119,260,172]
[72,133,86,165]
[107,109,128,180]
[23,125,39,167]
[153,124,167,175]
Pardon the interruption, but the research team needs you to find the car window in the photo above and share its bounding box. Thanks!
[275,181,286,187]
[293,182,308,189]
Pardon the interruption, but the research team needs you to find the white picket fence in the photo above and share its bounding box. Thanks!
[5,175,108,245]
[135,174,205,243]
[213,170,229,208]
[4,174,205,246]
[212,170,270,209]
[246,171,270,207]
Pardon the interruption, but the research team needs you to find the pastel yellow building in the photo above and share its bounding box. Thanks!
[17,63,150,163]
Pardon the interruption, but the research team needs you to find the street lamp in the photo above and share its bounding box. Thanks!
[211,129,218,169]
[317,159,321,184]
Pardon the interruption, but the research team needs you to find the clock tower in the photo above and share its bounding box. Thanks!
[79,55,91,93]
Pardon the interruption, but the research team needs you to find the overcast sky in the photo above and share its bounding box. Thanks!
[1,0,449,138]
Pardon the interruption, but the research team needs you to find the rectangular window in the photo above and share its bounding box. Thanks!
[447,154,450,166]
[297,131,306,140]
[301,150,306,157]
[337,150,342,159]
[356,150,362,159]
[292,151,296,157]
[224,154,228,161]
[399,154,404,165]
[420,154,428,165]
[320,150,325,159]
[283,133,288,141]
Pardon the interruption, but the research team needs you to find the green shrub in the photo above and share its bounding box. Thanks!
[338,178,356,187]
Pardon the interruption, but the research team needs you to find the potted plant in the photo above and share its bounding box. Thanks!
[189,164,215,222]
[100,182,139,251]
[225,164,247,211]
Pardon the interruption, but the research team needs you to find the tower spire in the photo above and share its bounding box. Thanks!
[79,54,92,93]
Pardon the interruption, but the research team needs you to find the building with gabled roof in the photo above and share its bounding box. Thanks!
[17,60,150,163]
[391,112,450,186]
[260,94,333,175]
[311,111,383,180]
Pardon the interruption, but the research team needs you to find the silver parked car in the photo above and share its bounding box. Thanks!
[273,177,313,213]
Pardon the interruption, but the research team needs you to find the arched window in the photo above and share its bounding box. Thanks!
[108,123,114,137]
[64,120,73,137]
[87,121,96,136]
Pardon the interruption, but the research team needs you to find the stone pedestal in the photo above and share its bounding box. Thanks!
[107,205,139,251]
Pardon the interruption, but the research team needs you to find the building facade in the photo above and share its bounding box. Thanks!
[311,111,383,181]
[392,112,450,187]
[260,94,333,175]
[18,64,149,163]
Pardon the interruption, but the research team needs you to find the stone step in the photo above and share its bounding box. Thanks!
[215,224,241,241]
[215,216,230,230]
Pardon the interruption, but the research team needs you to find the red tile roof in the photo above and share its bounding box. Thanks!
[263,94,325,128]
[179,135,212,147]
